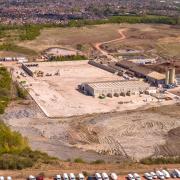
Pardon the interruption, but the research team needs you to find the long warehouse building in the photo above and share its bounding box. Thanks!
[116,60,165,86]
[80,80,149,97]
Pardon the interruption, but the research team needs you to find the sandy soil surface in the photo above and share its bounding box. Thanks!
[2,99,180,162]
[45,48,77,56]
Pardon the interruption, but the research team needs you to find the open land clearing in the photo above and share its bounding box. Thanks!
[15,24,180,58]
[2,100,180,162]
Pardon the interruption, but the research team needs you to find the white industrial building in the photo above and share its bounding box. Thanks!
[79,80,149,97]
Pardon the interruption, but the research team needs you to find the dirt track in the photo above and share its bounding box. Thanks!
[94,29,126,60]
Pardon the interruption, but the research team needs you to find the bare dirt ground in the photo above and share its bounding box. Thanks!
[16,24,180,59]
[2,99,180,162]
[94,29,126,60]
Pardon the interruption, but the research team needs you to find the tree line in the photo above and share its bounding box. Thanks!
[0,15,179,41]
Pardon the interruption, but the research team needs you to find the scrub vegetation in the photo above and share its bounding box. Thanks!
[0,67,12,114]
[0,122,57,170]
[140,157,180,165]
[50,54,87,61]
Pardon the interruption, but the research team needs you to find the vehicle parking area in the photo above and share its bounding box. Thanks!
[16,61,158,118]
[1,168,180,180]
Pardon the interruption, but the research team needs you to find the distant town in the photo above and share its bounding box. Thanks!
[0,0,179,24]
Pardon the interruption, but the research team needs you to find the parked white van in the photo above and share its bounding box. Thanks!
[28,175,36,180]
[102,173,109,180]
[144,173,153,180]
[174,169,180,178]
[63,173,69,180]
[78,173,85,180]
[133,173,141,180]
[128,174,135,180]
[156,171,165,180]
[110,173,118,180]
[150,172,157,179]
[55,175,61,180]
[69,173,75,180]
[95,173,102,180]
[161,170,170,178]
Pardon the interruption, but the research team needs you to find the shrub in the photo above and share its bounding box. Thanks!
[91,159,105,164]
[74,158,85,163]
[16,84,28,99]
[140,156,180,165]
[50,54,87,61]
[0,122,57,170]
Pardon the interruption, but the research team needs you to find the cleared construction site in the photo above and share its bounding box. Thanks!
[15,60,166,117]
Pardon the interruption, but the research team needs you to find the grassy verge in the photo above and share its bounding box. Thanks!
[0,43,37,56]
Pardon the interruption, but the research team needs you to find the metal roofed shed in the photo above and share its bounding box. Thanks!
[79,80,149,97]
[116,60,165,85]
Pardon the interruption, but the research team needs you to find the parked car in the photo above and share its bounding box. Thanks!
[161,170,170,178]
[170,171,177,178]
[78,173,85,180]
[128,174,135,180]
[36,176,44,180]
[102,173,109,180]
[87,176,96,180]
[69,173,75,180]
[95,173,102,180]
[55,175,61,180]
[156,171,165,180]
[28,175,36,180]
[63,173,69,180]
[174,169,180,178]
[133,173,141,180]
[110,173,118,180]
[144,173,153,180]
[150,172,157,179]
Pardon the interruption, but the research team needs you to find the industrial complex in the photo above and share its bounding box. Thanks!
[80,80,149,97]
[15,54,179,118]
[1,28,176,118]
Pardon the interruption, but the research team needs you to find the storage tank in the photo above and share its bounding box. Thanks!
[169,68,176,84]
[165,70,170,85]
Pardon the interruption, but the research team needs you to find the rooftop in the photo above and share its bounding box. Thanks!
[117,60,165,80]
[85,80,149,90]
